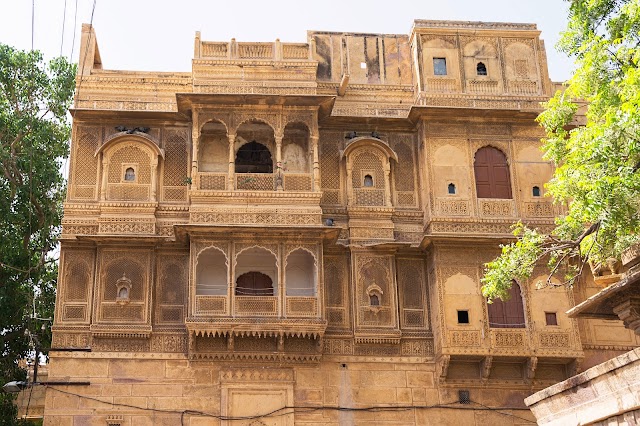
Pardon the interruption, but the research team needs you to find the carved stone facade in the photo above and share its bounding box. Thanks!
[44,20,639,425]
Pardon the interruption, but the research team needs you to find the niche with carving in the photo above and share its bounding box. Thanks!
[115,273,132,304]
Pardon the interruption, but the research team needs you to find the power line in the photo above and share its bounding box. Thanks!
[31,0,35,50]
[69,0,78,61]
[44,386,536,424]
[60,0,67,57]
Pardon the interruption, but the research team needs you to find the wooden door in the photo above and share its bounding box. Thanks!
[474,146,512,199]
[487,283,525,328]
[235,271,273,296]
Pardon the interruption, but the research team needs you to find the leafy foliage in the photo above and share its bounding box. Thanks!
[482,0,640,301]
[0,45,75,421]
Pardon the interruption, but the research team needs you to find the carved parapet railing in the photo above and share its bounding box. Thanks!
[197,172,227,191]
[477,198,516,218]
[448,328,482,348]
[286,297,318,317]
[107,183,150,201]
[489,328,530,354]
[235,296,278,317]
[425,78,459,93]
[198,39,312,62]
[236,173,275,191]
[524,201,555,218]
[508,80,539,95]
[467,79,500,94]
[354,188,385,206]
[195,295,228,316]
[436,198,471,216]
[283,173,313,191]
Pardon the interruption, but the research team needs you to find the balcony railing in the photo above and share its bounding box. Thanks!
[198,39,313,61]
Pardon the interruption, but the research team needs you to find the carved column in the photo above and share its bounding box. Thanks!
[275,132,284,191]
[227,133,236,191]
[100,158,108,201]
[311,134,320,191]
[150,158,158,202]
[191,125,200,188]
[346,162,353,206]
[384,162,392,207]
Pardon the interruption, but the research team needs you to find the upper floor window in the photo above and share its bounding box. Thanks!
[488,283,525,328]
[363,174,374,187]
[448,183,456,194]
[433,57,447,75]
[236,271,273,296]
[474,146,512,199]
[477,62,487,76]
[532,186,541,197]
[124,167,136,181]
[235,141,273,173]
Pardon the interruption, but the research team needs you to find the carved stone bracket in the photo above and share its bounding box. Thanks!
[612,296,640,336]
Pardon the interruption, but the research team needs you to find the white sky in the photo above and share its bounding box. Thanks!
[1,0,574,81]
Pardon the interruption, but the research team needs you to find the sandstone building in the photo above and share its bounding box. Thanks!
[45,20,640,425]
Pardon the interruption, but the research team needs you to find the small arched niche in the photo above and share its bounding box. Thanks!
[235,120,275,173]
[235,247,278,296]
[196,248,228,296]
[199,120,228,172]
[282,122,310,173]
[285,249,316,296]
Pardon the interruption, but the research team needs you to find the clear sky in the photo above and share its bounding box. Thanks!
[1,0,574,81]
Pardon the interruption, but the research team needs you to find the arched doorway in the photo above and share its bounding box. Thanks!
[474,146,512,199]
[235,271,273,296]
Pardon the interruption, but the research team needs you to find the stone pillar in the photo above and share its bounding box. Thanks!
[191,125,199,188]
[346,165,353,206]
[150,158,158,202]
[227,133,235,191]
[100,158,108,201]
[384,162,392,207]
[275,133,284,191]
[311,135,320,191]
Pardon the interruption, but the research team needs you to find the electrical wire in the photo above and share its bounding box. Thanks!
[69,0,78,61]
[75,0,97,98]
[45,386,536,424]
[60,0,67,56]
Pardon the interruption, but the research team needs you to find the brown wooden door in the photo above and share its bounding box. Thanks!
[487,283,525,328]
[235,271,273,296]
[474,146,512,199]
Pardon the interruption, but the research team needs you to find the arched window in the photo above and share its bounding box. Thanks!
[363,174,374,187]
[532,186,541,197]
[370,294,380,306]
[124,167,135,181]
[477,62,487,76]
[474,146,512,199]
[488,282,525,328]
[285,249,316,297]
[235,141,273,173]
[448,183,456,194]
[235,271,273,296]
[196,248,227,296]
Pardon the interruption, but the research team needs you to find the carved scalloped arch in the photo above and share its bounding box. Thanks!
[234,244,279,269]
[342,137,398,163]
[195,244,229,268]
[284,245,318,268]
[95,133,164,159]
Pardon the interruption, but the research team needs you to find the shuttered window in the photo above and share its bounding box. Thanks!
[487,283,525,328]
[474,146,512,199]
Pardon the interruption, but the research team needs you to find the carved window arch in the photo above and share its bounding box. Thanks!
[343,138,398,207]
[487,282,526,328]
[285,248,316,297]
[97,136,163,202]
[196,247,228,296]
[235,120,276,174]
[474,146,512,199]
[235,246,278,296]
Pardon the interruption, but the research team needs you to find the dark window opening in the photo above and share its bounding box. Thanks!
[457,310,469,324]
[433,57,447,75]
[235,271,273,296]
[477,62,487,76]
[458,390,471,404]
[545,312,558,326]
[448,183,456,194]
[235,141,273,173]
[488,282,525,328]
[370,294,380,306]
[474,146,512,199]
[363,174,374,187]
[124,167,135,181]
[532,186,541,197]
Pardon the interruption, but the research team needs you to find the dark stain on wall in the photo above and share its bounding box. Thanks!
[314,36,332,80]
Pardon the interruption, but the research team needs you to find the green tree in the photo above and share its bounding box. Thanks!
[482,0,640,301]
[0,45,75,422]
